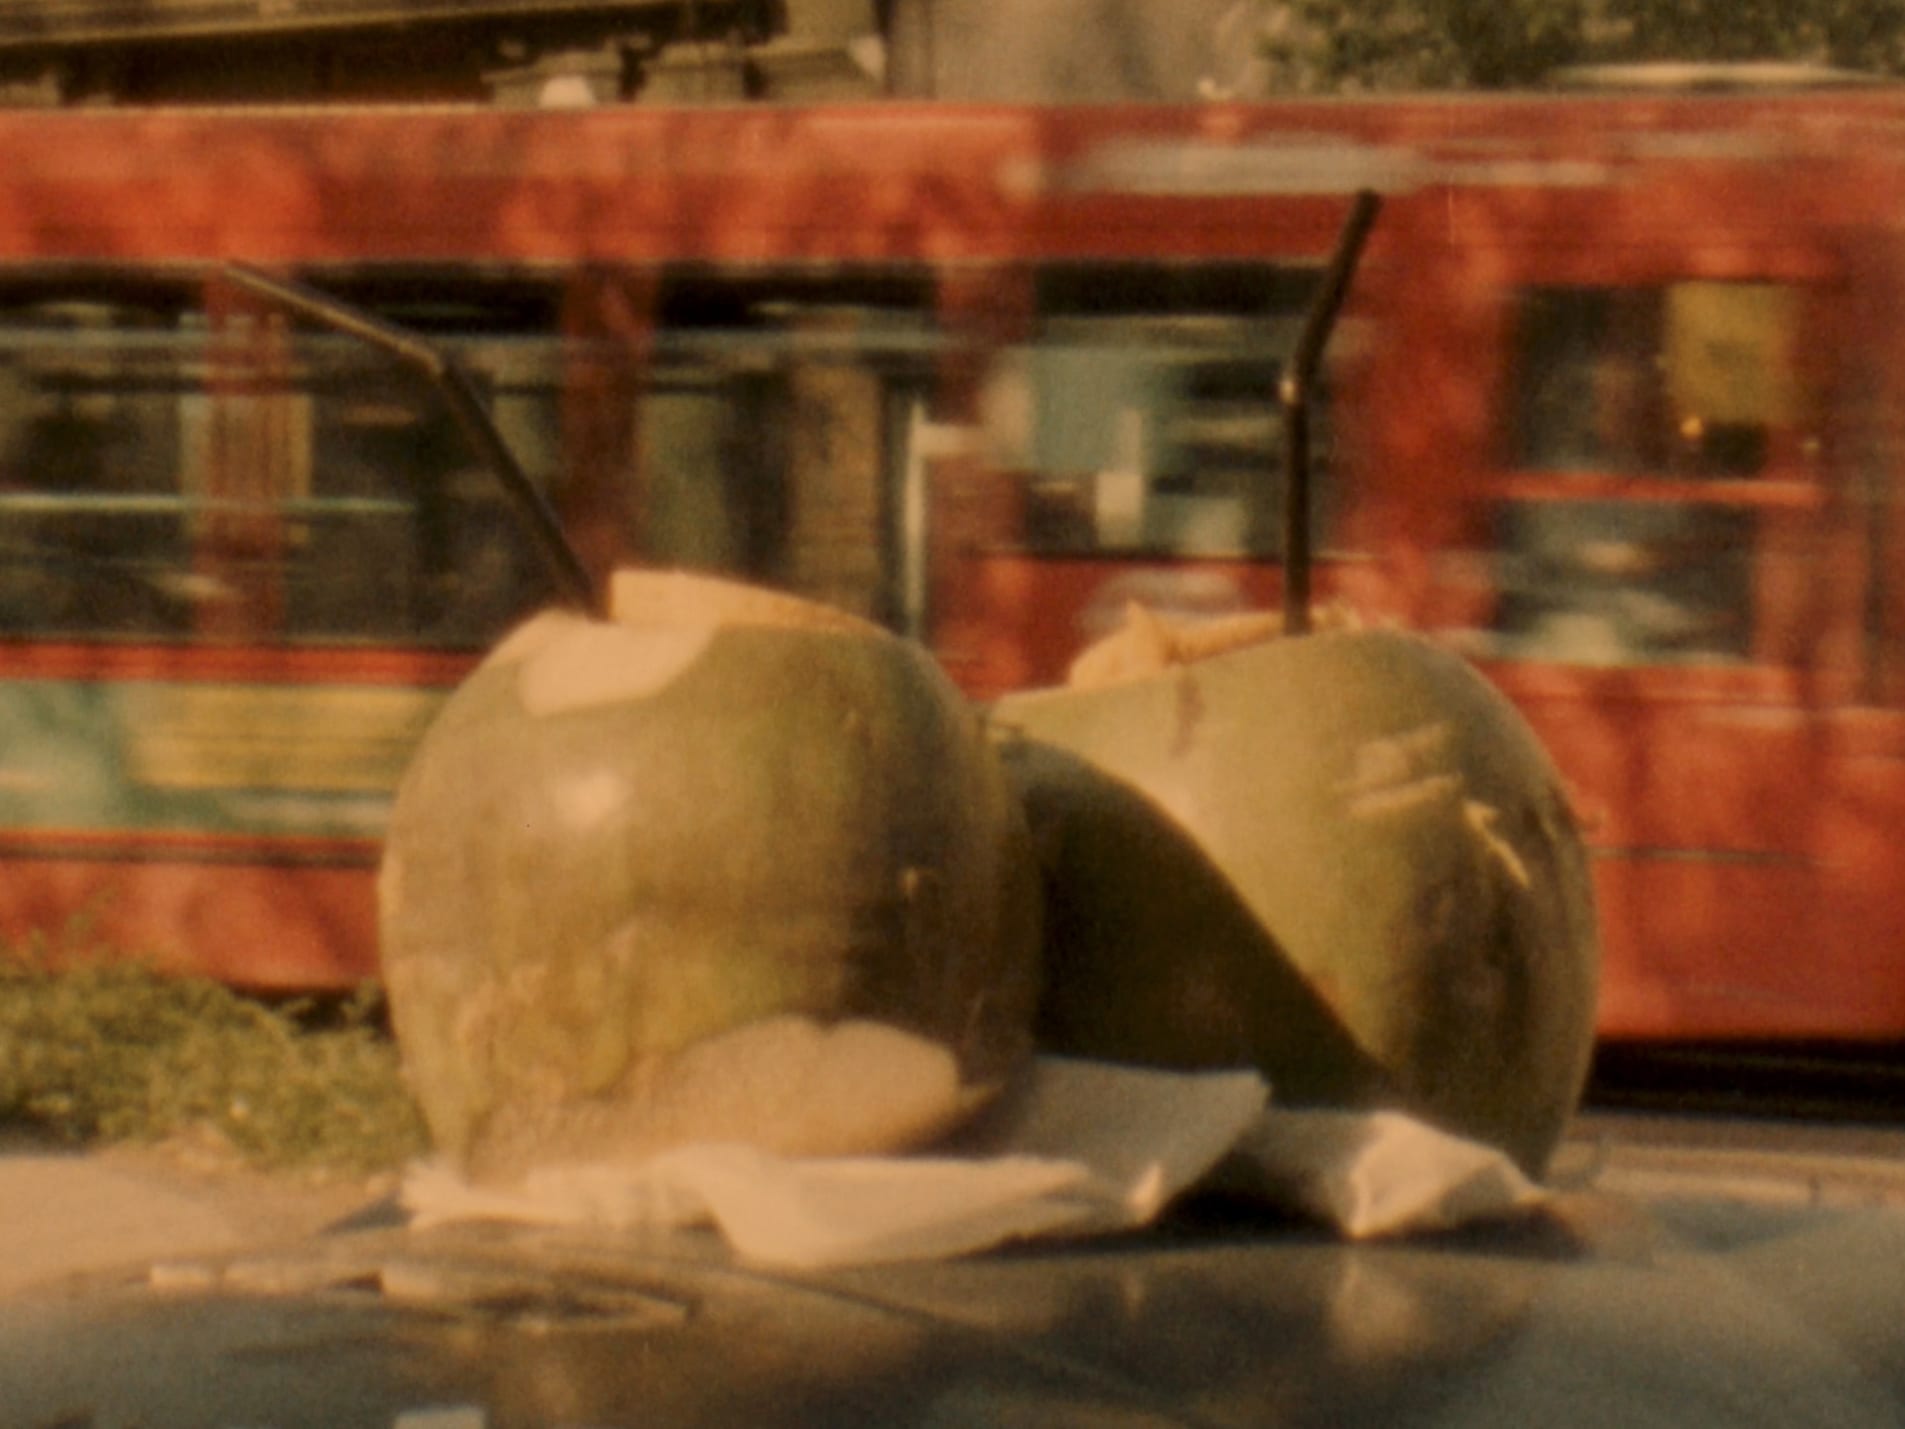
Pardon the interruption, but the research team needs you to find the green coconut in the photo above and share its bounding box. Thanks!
[379,570,1041,1183]
[993,625,1599,1177]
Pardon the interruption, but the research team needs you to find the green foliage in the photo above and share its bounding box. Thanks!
[1256,0,1572,92]
[1610,0,1905,71]
[0,928,426,1174]
[1249,0,1905,92]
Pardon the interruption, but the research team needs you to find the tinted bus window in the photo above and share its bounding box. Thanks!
[0,305,190,638]
[1511,282,1795,478]
[0,287,556,650]
[1492,500,1757,663]
[289,333,558,647]
[984,263,1324,559]
[1493,279,1809,666]
[642,268,939,626]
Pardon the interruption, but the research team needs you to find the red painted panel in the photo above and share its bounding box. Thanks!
[0,851,379,989]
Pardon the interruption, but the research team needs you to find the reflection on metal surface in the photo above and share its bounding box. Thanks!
[379,1256,693,1335]
[3,1154,1904,1428]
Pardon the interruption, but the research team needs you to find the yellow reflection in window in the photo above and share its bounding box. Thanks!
[1665,281,1796,429]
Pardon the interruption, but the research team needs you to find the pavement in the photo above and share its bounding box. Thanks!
[0,1135,391,1299]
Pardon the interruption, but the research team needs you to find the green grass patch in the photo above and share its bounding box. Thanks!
[0,927,427,1175]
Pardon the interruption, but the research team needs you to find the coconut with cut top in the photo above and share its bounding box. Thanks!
[994,621,1599,1178]
[379,570,1041,1184]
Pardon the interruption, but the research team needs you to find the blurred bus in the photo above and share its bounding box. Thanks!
[0,99,1897,1045]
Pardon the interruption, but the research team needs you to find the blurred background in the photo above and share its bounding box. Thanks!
[4,1,1903,109]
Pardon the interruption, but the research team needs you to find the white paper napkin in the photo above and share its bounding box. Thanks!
[402,1057,1544,1268]
[1221,1106,1547,1239]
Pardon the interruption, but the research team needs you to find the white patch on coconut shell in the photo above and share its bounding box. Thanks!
[1347,771,1462,821]
[1464,800,1533,890]
[483,609,591,669]
[638,1015,979,1154]
[550,767,633,832]
[1338,723,1454,794]
[1340,724,1465,819]
[1064,600,1361,691]
[609,567,883,637]
[517,623,714,718]
[467,1015,985,1187]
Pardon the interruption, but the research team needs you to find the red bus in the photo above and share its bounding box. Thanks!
[0,98,1898,1044]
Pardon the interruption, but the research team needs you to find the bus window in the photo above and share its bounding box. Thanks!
[285,334,559,647]
[641,269,938,625]
[1491,279,1810,665]
[1491,500,1757,663]
[984,263,1323,559]
[0,303,192,638]
[1511,282,1795,478]
[0,279,558,651]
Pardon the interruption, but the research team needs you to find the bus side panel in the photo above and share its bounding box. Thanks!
[0,855,379,989]
[0,665,446,986]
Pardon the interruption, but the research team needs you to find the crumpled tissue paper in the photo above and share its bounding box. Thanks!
[403,1057,1544,1268]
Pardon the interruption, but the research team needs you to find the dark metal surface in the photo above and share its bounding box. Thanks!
[6,1149,1904,1429]
[1591,1043,1905,1123]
